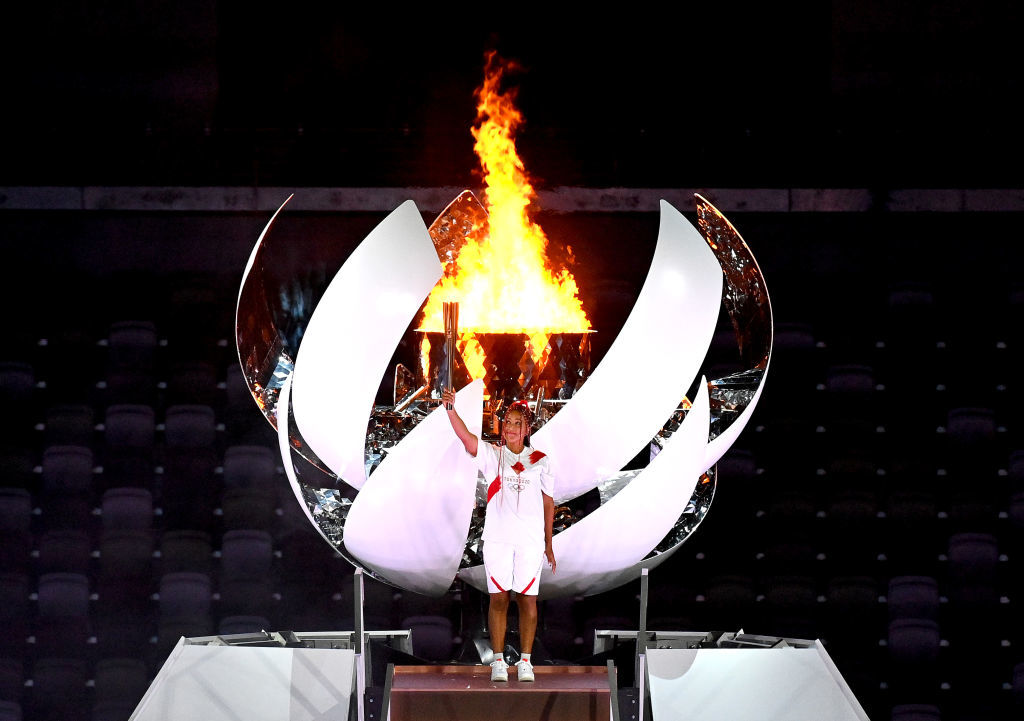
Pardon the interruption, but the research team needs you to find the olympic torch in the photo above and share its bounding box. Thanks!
[443,301,459,410]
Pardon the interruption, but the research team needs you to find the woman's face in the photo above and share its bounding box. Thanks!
[502,410,528,448]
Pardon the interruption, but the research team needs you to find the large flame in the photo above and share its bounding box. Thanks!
[419,52,591,339]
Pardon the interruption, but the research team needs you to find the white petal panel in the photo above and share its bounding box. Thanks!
[291,201,442,488]
[343,380,483,596]
[533,201,722,500]
[461,379,711,598]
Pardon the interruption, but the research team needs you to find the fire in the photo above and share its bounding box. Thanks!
[419,51,591,353]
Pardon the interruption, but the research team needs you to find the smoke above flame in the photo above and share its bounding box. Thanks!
[419,51,591,336]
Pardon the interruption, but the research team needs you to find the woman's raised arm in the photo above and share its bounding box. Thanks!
[441,388,478,456]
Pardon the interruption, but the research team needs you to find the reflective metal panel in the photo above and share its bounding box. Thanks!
[696,194,771,372]
[418,331,591,406]
[695,194,773,468]
[428,190,489,276]
[235,195,295,427]
[235,195,336,477]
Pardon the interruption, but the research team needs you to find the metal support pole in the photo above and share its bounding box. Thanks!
[635,568,649,687]
[381,663,395,721]
[607,660,620,721]
[354,569,367,721]
[637,653,647,721]
[354,568,366,655]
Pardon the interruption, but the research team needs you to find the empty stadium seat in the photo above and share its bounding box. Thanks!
[92,657,149,705]
[220,487,277,530]
[890,704,942,721]
[98,529,155,580]
[100,487,154,530]
[28,657,88,721]
[36,530,92,575]
[403,615,456,662]
[158,530,213,574]
[107,321,158,371]
[158,572,212,618]
[888,577,940,622]
[163,404,217,449]
[0,490,32,536]
[218,615,272,636]
[947,533,999,587]
[40,446,94,496]
[217,576,274,618]
[220,529,274,578]
[42,404,95,447]
[222,445,277,489]
[0,699,21,721]
[103,405,156,452]
[166,361,221,408]
[887,618,940,669]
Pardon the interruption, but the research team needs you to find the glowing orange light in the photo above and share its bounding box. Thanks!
[460,338,487,380]
[419,336,431,381]
[418,51,591,366]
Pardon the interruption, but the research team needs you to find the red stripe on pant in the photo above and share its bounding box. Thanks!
[521,576,536,594]
[490,575,505,592]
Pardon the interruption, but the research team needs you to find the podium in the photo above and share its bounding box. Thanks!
[129,640,357,721]
[646,641,869,721]
[388,665,611,721]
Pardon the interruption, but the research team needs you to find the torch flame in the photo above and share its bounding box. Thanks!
[419,51,591,338]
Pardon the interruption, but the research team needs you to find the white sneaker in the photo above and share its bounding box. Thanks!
[490,658,508,682]
[516,658,535,682]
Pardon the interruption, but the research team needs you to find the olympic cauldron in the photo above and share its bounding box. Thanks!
[235,191,771,599]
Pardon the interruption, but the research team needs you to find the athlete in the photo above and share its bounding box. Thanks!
[441,388,556,682]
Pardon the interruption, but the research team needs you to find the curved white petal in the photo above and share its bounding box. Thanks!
[291,200,442,488]
[534,200,722,500]
[343,380,483,596]
[460,378,711,598]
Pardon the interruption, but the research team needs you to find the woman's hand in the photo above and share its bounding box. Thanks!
[441,388,456,408]
[545,545,557,574]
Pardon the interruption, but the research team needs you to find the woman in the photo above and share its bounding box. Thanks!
[441,388,556,682]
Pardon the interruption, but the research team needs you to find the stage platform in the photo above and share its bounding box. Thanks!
[388,664,611,721]
[127,630,870,721]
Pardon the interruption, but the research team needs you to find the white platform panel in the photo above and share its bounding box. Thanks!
[130,642,355,721]
[646,644,868,721]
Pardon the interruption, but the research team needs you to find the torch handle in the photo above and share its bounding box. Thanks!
[443,301,459,410]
